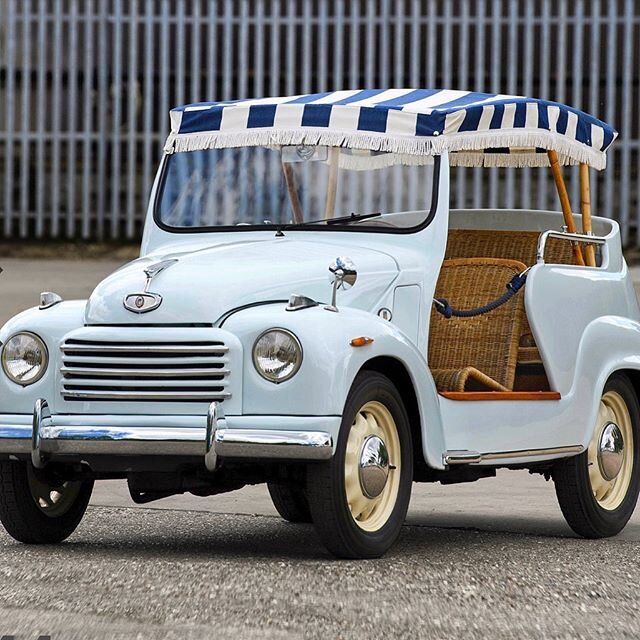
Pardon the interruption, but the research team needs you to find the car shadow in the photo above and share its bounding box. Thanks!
[5,505,631,563]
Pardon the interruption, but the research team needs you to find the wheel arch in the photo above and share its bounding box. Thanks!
[358,355,430,479]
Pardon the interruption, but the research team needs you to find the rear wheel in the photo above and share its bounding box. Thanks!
[267,480,312,523]
[0,461,93,544]
[553,373,640,538]
[306,371,413,559]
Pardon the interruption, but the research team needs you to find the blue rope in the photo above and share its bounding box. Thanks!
[434,271,528,319]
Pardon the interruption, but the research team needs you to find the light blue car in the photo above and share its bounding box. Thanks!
[0,89,635,558]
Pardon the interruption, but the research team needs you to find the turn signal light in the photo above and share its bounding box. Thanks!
[350,336,374,347]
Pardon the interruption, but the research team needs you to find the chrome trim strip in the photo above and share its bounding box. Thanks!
[61,367,230,378]
[61,390,232,401]
[60,344,229,354]
[213,428,333,460]
[445,444,584,465]
[443,450,482,465]
[481,445,584,461]
[536,230,606,264]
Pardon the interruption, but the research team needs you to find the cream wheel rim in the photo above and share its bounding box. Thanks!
[27,466,83,518]
[588,390,634,511]
[344,400,401,532]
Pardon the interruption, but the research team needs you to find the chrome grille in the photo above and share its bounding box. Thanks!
[60,339,231,402]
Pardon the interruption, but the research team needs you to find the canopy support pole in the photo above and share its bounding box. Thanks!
[547,150,585,266]
[282,162,304,224]
[579,163,596,267]
[324,147,340,220]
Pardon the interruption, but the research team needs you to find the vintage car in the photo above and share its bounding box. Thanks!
[0,89,636,559]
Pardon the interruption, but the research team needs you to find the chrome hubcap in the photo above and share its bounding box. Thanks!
[358,435,390,498]
[598,421,624,481]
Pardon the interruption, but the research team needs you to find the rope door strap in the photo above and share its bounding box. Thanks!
[433,271,528,319]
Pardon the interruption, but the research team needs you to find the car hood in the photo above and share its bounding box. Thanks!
[84,237,399,325]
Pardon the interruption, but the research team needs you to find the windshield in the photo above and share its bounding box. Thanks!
[156,145,436,231]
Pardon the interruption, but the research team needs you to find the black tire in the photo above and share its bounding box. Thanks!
[0,461,94,544]
[267,481,312,523]
[306,371,413,559]
[553,373,640,538]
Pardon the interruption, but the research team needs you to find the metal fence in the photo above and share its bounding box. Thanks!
[1,0,639,244]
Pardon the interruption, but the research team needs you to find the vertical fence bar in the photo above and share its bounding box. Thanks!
[488,0,501,209]
[455,0,469,208]
[50,0,63,238]
[34,0,46,238]
[66,0,79,238]
[619,0,633,243]
[519,0,534,211]
[191,0,201,102]
[110,0,123,239]
[588,0,601,215]
[81,0,94,240]
[141,0,154,226]
[333,0,344,90]
[95,0,108,239]
[537,0,551,211]
[472,0,486,209]
[125,0,139,240]
[206,0,218,100]
[603,1,617,225]
[570,0,585,211]
[3,0,16,238]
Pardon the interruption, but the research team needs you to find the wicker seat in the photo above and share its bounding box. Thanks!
[429,258,526,393]
[445,229,574,365]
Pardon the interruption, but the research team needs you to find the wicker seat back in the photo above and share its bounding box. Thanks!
[429,258,527,391]
[445,229,574,266]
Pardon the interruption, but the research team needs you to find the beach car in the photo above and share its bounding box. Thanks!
[0,89,636,559]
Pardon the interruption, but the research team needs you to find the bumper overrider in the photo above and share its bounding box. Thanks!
[0,399,337,470]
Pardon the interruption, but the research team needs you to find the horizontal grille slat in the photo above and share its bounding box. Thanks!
[60,338,231,403]
[61,367,229,378]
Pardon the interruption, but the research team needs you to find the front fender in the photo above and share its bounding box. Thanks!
[0,301,86,414]
[223,303,445,469]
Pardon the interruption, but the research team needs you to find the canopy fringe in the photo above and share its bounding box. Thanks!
[164,127,607,170]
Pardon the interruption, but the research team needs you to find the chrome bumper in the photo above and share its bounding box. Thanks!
[0,399,336,470]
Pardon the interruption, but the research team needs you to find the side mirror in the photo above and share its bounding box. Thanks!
[326,257,357,312]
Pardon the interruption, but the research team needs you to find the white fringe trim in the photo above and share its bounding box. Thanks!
[163,127,608,170]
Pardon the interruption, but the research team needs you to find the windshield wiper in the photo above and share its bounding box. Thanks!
[275,212,381,235]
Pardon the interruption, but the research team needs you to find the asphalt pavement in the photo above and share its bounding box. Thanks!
[1,257,640,639]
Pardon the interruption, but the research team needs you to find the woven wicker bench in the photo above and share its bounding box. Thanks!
[429,258,526,392]
[445,229,574,365]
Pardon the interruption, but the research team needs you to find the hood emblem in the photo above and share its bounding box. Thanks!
[123,258,178,314]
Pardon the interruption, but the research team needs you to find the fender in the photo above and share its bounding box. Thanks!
[571,315,640,448]
[222,303,446,470]
[0,301,86,414]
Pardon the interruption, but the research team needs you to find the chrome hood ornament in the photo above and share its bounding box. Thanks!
[123,258,178,314]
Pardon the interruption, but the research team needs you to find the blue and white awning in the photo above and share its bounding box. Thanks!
[164,89,617,170]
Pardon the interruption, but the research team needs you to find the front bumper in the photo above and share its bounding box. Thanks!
[0,399,338,469]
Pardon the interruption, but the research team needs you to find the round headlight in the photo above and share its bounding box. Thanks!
[253,329,302,383]
[1,332,48,386]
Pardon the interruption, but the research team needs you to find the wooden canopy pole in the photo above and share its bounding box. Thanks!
[547,150,585,266]
[579,163,596,267]
[282,162,304,224]
[323,147,340,220]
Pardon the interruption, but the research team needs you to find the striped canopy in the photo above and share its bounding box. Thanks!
[164,89,617,170]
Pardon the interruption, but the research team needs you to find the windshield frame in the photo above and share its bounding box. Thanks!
[152,151,441,236]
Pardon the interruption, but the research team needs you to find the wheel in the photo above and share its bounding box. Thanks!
[0,461,94,544]
[267,480,312,523]
[306,371,413,559]
[553,373,640,538]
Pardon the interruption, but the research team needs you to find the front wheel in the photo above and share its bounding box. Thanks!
[306,371,413,559]
[267,480,312,523]
[553,373,640,538]
[0,461,94,544]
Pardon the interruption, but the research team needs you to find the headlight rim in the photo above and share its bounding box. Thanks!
[1,331,49,386]
[252,327,303,384]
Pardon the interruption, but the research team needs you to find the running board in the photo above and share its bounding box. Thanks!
[444,444,583,466]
